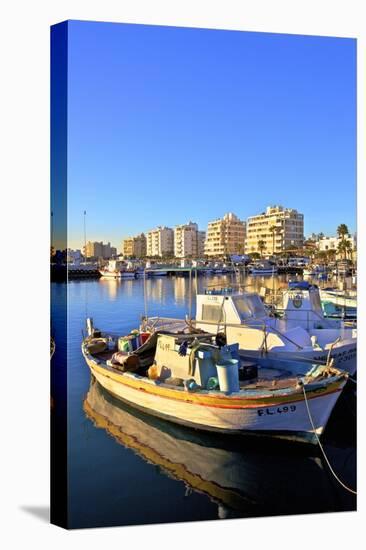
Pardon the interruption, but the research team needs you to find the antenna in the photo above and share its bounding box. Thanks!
[188,268,192,321]
[143,268,148,319]
[83,209,89,320]
[83,210,87,261]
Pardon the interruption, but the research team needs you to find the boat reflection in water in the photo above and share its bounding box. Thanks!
[83,377,356,520]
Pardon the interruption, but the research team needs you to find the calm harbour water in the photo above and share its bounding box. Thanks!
[51,274,356,529]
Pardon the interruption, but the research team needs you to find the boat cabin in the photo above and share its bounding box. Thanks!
[196,282,340,332]
[280,281,327,328]
[103,259,124,272]
[153,333,239,388]
[196,289,267,332]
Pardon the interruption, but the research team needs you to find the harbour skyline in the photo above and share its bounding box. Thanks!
[68,207,354,254]
[66,21,356,250]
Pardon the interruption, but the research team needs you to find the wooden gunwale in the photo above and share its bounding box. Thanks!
[83,346,345,410]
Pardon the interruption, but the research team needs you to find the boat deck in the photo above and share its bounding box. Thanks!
[239,367,298,391]
[92,350,300,392]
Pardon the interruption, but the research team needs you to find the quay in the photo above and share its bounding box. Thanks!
[57,260,355,282]
[51,264,100,281]
[53,263,305,282]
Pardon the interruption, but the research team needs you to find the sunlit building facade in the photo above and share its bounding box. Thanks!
[84,241,116,259]
[122,233,147,258]
[146,226,174,257]
[245,205,304,255]
[204,213,246,257]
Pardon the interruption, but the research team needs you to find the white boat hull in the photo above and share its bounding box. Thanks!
[85,357,345,441]
[251,269,278,275]
[99,270,122,278]
[320,291,357,309]
[99,270,136,279]
[149,271,168,276]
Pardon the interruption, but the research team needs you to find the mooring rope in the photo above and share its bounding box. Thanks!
[301,382,357,495]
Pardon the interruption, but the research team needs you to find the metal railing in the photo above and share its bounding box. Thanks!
[143,315,307,352]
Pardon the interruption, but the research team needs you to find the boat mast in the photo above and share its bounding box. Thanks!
[83,210,87,262]
[143,268,148,319]
[188,268,192,321]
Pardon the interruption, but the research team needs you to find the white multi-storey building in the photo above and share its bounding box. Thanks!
[146,226,174,257]
[204,213,246,257]
[245,205,304,255]
[317,234,356,258]
[197,230,206,257]
[174,221,205,258]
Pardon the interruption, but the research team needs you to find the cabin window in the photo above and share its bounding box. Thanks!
[234,295,266,319]
[201,304,224,323]
[310,290,322,312]
[232,298,251,318]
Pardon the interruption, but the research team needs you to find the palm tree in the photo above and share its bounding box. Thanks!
[269,225,281,256]
[337,240,345,260]
[337,240,347,260]
[337,224,349,242]
[344,240,353,259]
[258,240,266,258]
[338,239,352,260]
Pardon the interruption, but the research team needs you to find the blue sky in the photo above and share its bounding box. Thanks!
[66,21,356,251]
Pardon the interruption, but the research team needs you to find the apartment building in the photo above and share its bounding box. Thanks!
[204,212,246,257]
[245,205,304,255]
[146,226,174,257]
[122,233,147,258]
[84,241,117,259]
[317,234,355,251]
[197,230,206,257]
[317,234,356,260]
[174,221,206,258]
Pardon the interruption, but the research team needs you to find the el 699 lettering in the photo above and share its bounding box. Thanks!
[257,405,296,416]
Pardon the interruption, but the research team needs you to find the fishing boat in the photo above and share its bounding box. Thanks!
[149,269,168,277]
[81,318,347,442]
[303,265,327,277]
[213,263,227,275]
[84,379,349,517]
[322,301,357,322]
[320,288,357,309]
[99,260,136,279]
[193,282,356,374]
[250,261,278,275]
[333,260,353,277]
[144,261,168,276]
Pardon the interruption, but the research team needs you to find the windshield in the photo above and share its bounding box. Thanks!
[233,295,266,320]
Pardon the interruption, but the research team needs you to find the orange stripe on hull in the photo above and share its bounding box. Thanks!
[88,359,344,410]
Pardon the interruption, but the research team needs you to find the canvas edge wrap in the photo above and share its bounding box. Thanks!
[50,20,69,529]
